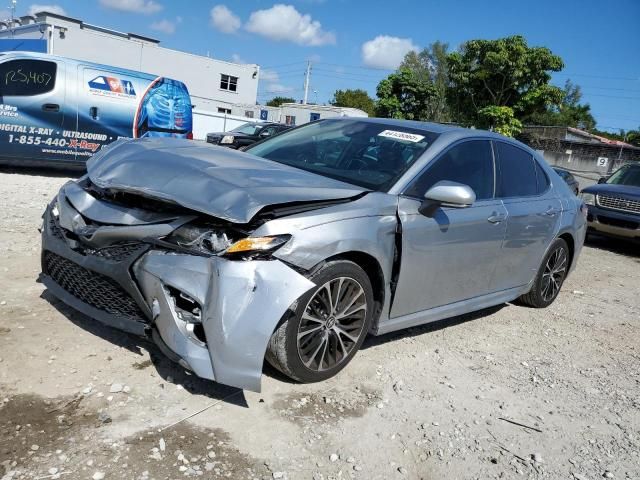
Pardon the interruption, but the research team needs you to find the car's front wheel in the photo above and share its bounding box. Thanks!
[519,238,570,308]
[266,260,374,383]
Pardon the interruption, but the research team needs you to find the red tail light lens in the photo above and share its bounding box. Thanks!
[186,132,193,140]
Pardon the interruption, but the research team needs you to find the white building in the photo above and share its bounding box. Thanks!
[0,11,259,113]
[236,103,368,126]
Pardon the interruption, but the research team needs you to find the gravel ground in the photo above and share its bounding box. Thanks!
[0,168,639,480]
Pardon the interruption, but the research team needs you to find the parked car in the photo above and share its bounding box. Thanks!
[41,118,586,392]
[553,167,580,195]
[0,51,192,168]
[580,163,640,240]
[206,122,290,149]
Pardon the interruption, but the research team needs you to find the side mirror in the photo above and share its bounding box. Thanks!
[422,181,476,210]
[259,130,271,138]
[597,176,607,184]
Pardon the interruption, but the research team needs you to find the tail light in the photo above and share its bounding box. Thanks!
[186,132,193,140]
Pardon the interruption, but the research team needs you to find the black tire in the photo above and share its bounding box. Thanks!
[266,260,374,383]
[519,238,570,308]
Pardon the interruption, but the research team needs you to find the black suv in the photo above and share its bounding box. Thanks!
[581,163,640,240]
[206,122,290,149]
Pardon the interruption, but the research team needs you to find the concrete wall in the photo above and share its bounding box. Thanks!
[192,110,259,140]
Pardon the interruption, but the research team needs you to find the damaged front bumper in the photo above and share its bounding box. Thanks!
[41,196,314,392]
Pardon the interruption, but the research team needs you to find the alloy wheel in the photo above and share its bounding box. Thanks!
[541,246,568,302]
[297,277,367,371]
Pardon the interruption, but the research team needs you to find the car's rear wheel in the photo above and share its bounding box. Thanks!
[266,260,374,383]
[519,238,570,308]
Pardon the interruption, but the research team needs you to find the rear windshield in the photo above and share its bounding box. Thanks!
[246,119,438,190]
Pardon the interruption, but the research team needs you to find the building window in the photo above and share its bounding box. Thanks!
[220,74,238,92]
[218,107,231,114]
[285,115,296,126]
[244,110,254,119]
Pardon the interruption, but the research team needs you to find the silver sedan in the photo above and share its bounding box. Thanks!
[41,118,587,391]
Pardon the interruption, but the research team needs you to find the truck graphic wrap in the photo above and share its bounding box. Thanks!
[0,52,193,167]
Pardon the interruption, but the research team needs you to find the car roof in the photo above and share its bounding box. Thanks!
[320,117,537,152]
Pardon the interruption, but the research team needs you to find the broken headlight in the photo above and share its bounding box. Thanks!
[165,223,236,255]
[224,235,291,256]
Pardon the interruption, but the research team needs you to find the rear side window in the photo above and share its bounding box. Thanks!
[406,140,494,200]
[0,59,57,96]
[495,141,537,198]
[535,161,550,194]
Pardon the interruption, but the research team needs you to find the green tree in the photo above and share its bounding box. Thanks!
[399,41,450,122]
[375,69,437,120]
[478,106,523,137]
[266,96,295,107]
[528,80,596,130]
[330,89,376,116]
[447,35,564,135]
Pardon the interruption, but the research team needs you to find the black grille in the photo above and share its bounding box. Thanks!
[43,251,146,323]
[82,243,147,262]
[598,216,639,230]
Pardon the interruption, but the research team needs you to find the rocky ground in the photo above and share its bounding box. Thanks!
[0,168,638,480]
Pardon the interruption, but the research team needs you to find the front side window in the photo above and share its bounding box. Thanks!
[405,140,494,200]
[246,119,438,190]
[220,74,238,92]
[495,141,537,198]
[0,59,57,96]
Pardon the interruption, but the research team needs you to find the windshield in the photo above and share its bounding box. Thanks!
[607,166,640,187]
[245,119,438,190]
[231,123,262,135]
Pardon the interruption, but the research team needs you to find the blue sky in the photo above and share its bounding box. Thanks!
[17,0,640,132]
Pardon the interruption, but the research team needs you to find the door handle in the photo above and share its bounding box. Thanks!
[487,212,507,224]
[544,207,560,217]
[42,103,59,112]
[90,106,99,120]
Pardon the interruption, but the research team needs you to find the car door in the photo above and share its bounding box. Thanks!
[0,57,69,163]
[390,139,509,318]
[491,141,562,290]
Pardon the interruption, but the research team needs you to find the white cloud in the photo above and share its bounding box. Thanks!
[150,19,175,34]
[210,5,241,34]
[230,53,246,64]
[260,69,279,82]
[99,0,162,15]
[266,83,294,94]
[361,35,418,69]
[245,4,335,46]
[28,4,66,16]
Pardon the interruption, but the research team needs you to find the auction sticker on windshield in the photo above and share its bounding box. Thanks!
[378,130,425,143]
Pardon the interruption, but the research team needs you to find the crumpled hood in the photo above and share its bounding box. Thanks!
[87,137,365,224]
[582,183,640,200]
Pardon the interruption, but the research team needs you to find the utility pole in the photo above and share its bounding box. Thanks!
[9,0,17,37]
[303,60,312,104]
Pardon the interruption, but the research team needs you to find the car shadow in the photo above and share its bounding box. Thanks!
[362,304,506,350]
[40,290,248,407]
[585,233,640,259]
[0,165,83,178]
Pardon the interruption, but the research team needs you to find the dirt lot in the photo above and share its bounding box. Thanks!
[0,169,638,480]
